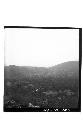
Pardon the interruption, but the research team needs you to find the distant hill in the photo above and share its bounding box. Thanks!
[46,61,79,90]
[4,61,79,78]
[46,61,79,78]
[4,65,47,80]
[4,61,79,90]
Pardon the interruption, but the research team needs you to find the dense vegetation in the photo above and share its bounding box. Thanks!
[4,61,79,111]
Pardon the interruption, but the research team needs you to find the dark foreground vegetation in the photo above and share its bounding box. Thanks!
[4,61,80,112]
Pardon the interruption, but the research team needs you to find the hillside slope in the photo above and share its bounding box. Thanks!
[4,61,79,89]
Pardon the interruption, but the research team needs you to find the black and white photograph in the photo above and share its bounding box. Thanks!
[4,26,81,112]
[1,0,83,125]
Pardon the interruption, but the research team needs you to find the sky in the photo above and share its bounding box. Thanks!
[4,28,79,67]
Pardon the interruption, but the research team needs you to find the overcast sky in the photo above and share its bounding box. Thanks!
[4,28,79,67]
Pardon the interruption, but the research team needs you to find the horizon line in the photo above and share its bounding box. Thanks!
[4,60,79,68]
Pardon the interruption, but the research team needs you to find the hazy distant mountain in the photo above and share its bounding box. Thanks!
[46,61,79,78]
[4,65,47,80]
[4,61,79,78]
[45,61,79,90]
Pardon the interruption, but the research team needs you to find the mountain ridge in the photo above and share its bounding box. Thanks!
[4,61,79,79]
